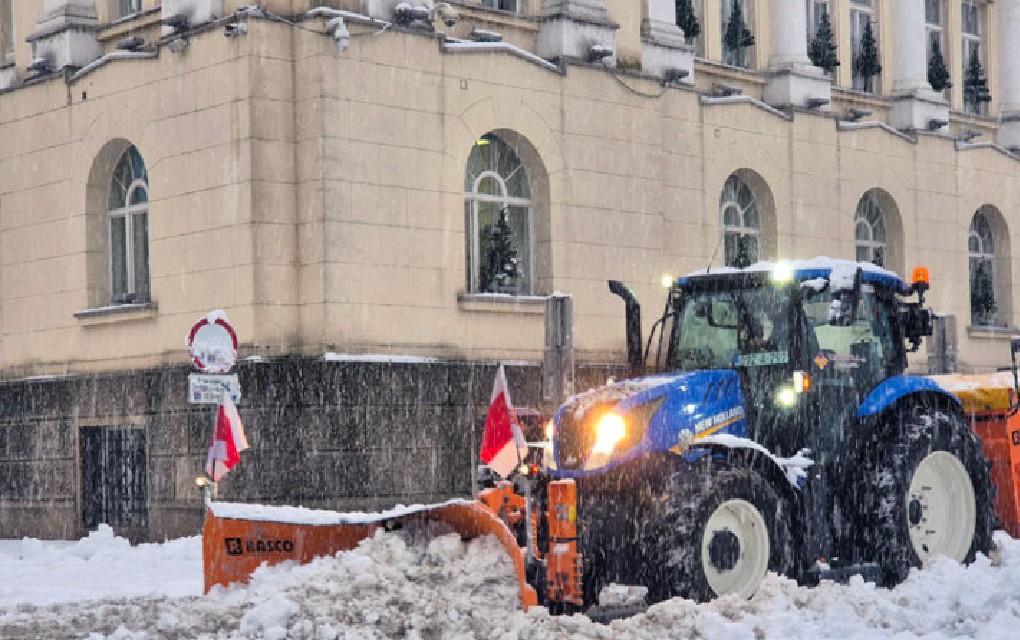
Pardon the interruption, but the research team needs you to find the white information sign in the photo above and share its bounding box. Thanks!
[188,374,241,404]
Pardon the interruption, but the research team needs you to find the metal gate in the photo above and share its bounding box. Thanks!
[80,426,148,539]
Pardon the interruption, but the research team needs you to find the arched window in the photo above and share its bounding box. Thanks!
[969,210,997,326]
[108,145,149,303]
[464,133,533,294]
[854,192,886,266]
[720,174,759,267]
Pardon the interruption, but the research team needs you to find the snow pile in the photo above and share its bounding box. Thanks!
[0,524,200,607]
[0,524,519,640]
[3,525,1020,638]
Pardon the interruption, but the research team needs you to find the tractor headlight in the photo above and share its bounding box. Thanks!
[776,386,797,407]
[592,413,627,454]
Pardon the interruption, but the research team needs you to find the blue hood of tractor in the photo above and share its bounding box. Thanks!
[550,369,749,478]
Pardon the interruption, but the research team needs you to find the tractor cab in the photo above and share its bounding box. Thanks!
[649,260,933,457]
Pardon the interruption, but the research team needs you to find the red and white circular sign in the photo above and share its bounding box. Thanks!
[187,311,238,373]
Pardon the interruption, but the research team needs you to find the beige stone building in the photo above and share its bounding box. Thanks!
[4,0,1020,540]
[0,0,1019,375]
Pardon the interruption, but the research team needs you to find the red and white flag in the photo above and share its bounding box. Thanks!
[205,390,249,482]
[479,364,527,479]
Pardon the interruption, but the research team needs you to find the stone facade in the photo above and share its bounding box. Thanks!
[1,1,1020,539]
[0,358,625,541]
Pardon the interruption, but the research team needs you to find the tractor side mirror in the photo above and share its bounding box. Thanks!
[901,305,934,339]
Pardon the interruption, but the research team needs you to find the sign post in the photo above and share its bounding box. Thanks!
[188,311,241,498]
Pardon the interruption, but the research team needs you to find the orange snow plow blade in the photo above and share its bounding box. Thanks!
[202,499,538,610]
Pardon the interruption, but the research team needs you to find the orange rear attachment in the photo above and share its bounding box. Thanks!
[202,500,538,610]
[969,410,1020,538]
[934,372,1020,537]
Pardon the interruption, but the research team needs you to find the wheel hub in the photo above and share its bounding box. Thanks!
[700,498,770,599]
[908,498,923,526]
[708,529,741,572]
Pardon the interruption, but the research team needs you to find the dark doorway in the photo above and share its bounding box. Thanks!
[80,426,148,540]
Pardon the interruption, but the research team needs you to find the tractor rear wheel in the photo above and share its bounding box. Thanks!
[644,464,792,603]
[854,407,996,586]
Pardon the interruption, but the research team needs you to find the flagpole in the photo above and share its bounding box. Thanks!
[209,399,219,500]
[469,363,477,499]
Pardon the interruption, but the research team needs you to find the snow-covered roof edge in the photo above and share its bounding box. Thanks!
[70,51,158,82]
[700,94,792,121]
[955,140,1020,161]
[442,40,563,75]
[836,120,915,143]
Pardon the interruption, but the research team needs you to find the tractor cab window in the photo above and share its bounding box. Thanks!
[673,286,792,371]
[801,283,896,390]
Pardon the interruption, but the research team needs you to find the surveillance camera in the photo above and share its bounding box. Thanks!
[223,22,247,38]
[431,2,458,28]
[329,17,350,53]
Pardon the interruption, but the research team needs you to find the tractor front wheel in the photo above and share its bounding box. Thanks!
[645,464,792,603]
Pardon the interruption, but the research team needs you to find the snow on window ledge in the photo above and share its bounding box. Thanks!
[74,301,157,326]
[457,292,546,314]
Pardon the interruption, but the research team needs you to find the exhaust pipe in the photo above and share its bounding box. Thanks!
[608,280,643,378]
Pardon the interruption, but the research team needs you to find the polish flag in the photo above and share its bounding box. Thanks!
[205,390,249,482]
[479,364,527,479]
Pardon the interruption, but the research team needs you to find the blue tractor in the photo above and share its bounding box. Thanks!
[542,259,997,608]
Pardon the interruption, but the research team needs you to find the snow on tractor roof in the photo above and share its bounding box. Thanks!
[679,257,909,292]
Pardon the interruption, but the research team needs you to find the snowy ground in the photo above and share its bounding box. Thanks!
[1,525,1019,639]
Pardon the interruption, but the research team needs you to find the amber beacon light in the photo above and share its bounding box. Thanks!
[912,266,930,287]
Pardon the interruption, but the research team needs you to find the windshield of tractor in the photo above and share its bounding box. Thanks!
[801,283,899,387]
[671,286,792,371]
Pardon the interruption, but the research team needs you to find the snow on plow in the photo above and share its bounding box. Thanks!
[201,496,539,610]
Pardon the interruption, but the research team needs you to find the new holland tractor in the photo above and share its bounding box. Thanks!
[201,258,1012,616]
[550,258,999,608]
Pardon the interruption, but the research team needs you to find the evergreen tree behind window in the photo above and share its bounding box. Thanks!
[963,46,991,115]
[676,0,701,44]
[848,0,881,92]
[464,134,533,295]
[852,20,881,93]
[720,175,759,268]
[928,40,951,91]
[480,207,523,294]
[969,211,997,326]
[722,0,754,68]
[961,1,987,114]
[808,11,839,74]
[925,0,950,92]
